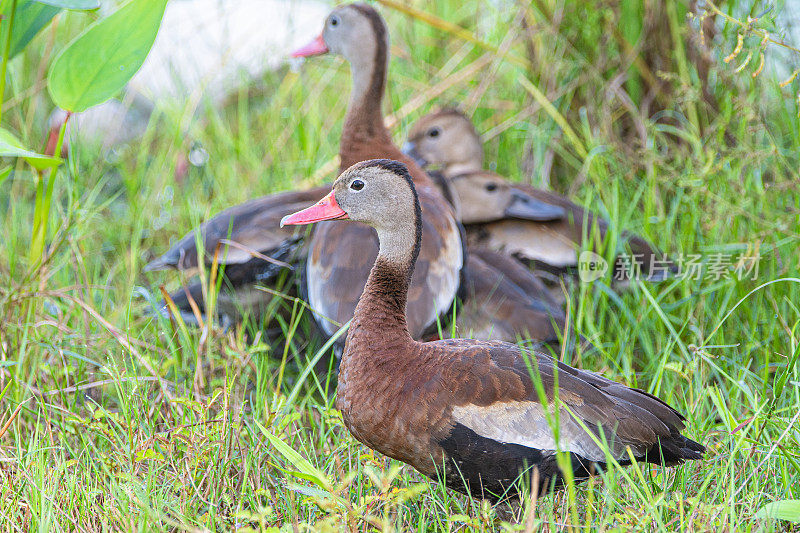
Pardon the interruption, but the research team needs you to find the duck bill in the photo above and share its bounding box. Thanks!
[401,141,428,167]
[503,191,565,221]
[280,191,348,227]
[290,34,329,57]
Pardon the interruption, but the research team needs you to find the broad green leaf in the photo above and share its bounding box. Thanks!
[1,0,60,59]
[47,0,166,112]
[32,0,98,9]
[0,127,62,170]
[256,421,332,490]
[756,500,800,523]
[0,167,11,185]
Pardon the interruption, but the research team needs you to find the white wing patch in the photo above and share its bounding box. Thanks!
[306,248,340,339]
[427,211,464,327]
[451,401,639,462]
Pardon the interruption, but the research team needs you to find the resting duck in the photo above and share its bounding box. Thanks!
[144,186,328,323]
[282,159,704,503]
[426,149,572,348]
[291,4,462,341]
[404,109,674,281]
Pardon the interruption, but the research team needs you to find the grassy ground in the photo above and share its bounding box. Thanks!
[1,0,800,530]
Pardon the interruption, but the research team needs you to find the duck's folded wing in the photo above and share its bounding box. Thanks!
[516,184,674,278]
[145,186,328,271]
[458,254,564,345]
[469,248,561,311]
[437,342,702,464]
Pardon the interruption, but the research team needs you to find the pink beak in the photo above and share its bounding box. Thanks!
[280,191,348,227]
[291,34,329,57]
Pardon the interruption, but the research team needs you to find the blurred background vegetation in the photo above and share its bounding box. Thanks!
[0,0,799,530]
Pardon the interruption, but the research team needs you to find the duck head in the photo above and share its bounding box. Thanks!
[291,3,389,79]
[403,108,483,175]
[404,109,564,223]
[449,172,564,223]
[282,160,421,265]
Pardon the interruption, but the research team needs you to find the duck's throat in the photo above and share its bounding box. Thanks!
[445,161,484,179]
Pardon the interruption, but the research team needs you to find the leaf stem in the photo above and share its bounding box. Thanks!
[0,0,17,125]
[29,112,69,265]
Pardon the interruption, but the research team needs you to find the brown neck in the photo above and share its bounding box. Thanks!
[346,181,422,347]
[349,257,414,342]
[340,7,392,170]
[339,58,435,189]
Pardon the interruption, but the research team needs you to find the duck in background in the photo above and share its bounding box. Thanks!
[281,158,704,504]
[144,186,329,326]
[290,3,463,342]
[403,108,675,284]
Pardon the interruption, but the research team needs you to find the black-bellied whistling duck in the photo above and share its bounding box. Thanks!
[144,186,328,322]
[281,159,704,502]
[290,4,463,342]
[404,108,674,280]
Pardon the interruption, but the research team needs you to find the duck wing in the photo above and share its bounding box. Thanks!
[425,339,703,500]
[144,186,329,272]
[457,254,565,347]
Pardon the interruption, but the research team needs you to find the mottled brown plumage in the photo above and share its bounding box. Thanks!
[145,187,328,322]
[283,159,704,504]
[405,109,674,280]
[458,251,565,348]
[293,4,462,340]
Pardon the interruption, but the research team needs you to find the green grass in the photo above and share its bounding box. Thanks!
[1,0,800,530]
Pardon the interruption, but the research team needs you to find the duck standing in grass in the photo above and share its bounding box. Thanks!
[282,159,704,503]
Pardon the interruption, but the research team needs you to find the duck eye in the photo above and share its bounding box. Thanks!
[428,127,440,138]
[330,15,339,27]
[485,183,497,192]
[350,179,364,191]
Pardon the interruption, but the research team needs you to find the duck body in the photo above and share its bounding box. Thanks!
[458,250,566,348]
[339,333,703,501]
[282,159,704,503]
[145,186,327,274]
